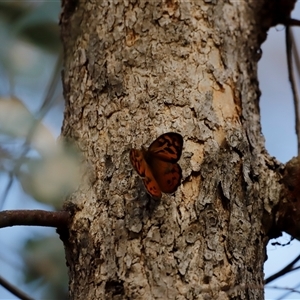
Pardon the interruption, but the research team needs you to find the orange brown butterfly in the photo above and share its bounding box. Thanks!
[130,132,183,199]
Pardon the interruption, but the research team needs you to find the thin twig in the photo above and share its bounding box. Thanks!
[0,53,63,209]
[0,173,14,210]
[0,274,34,300]
[276,282,300,300]
[266,284,300,295]
[0,210,70,229]
[286,26,300,155]
[265,253,300,284]
[290,28,300,155]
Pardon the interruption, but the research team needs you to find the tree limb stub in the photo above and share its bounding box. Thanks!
[0,210,70,229]
[276,156,300,239]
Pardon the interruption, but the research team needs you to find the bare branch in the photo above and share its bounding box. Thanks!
[276,282,300,300]
[0,274,34,300]
[0,210,70,229]
[286,18,300,26]
[0,174,14,210]
[265,253,300,284]
[266,284,300,295]
[286,26,300,155]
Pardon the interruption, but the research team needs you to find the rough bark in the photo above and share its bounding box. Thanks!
[60,0,297,299]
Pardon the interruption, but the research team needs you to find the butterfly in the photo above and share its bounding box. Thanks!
[130,132,183,199]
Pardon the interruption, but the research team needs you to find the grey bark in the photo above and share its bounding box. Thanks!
[60,1,287,299]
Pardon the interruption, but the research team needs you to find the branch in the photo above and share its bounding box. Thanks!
[276,282,300,300]
[266,284,300,295]
[0,274,34,300]
[0,210,70,229]
[277,156,300,238]
[286,18,300,26]
[286,27,300,154]
[265,253,300,284]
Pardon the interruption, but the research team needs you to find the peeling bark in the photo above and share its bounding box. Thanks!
[59,0,297,299]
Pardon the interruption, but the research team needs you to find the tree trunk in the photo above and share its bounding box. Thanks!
[60,1,295,299]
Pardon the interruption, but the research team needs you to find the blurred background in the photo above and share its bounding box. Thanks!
[0,1,299,299]
[0,1,68,299]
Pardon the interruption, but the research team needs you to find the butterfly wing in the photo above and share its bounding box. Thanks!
[130,149,162,199]
[148,132,183,162]
[130,149,146,177]
[130,132,183,198]
[150,157,182,193]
